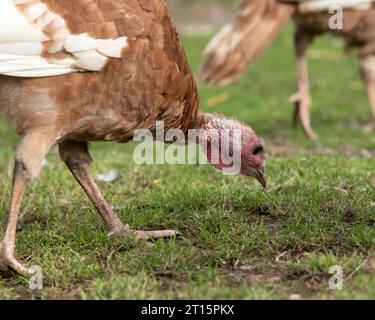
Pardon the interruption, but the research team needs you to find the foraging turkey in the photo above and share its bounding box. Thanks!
[199,0,375,140]
[0,0,266,274]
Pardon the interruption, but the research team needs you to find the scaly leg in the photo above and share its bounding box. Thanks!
[360,55,375,133]
[58,141,179,240]
[0,132,55,274]
[289,29,318,140]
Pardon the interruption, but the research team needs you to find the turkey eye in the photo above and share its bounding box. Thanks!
[252,145,264,155]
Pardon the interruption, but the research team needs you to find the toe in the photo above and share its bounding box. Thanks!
[134,230,180,241]
[363,122,375,133]
[7,259,31,275]
[0,250,30,275]
[308,131,319,141]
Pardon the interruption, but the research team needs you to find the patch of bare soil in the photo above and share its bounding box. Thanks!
[219,253,375,299]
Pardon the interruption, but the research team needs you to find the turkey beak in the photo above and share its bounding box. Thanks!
[255,167,267,189]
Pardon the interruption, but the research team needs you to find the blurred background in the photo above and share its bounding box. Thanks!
[166,0,238,33]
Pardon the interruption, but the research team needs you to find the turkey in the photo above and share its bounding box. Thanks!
[199,0,375,139]
[0,0,266,275]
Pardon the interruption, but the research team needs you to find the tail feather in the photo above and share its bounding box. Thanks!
[199,0,296,86]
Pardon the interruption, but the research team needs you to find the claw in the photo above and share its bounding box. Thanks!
[108,226,181,241]
[0,256,31,275]
[133,230,181,241]
[288,92,318,140]
[363,121,375,133]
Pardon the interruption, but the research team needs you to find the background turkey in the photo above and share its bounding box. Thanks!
[200,0,375,139]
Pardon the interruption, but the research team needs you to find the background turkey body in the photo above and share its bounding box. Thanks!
[200,0,375,140]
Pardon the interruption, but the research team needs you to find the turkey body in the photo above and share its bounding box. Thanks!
[0,0,203,275]
[293,7,375,55]
[0,0,202,143]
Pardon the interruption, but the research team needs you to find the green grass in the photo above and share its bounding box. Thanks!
[1,24,375,299]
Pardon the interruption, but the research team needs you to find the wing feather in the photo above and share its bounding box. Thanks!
[0,0,128,78]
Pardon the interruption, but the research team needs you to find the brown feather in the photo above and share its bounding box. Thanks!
[293,9,375,57]
[0,0,204,143]
[199,0,296,86]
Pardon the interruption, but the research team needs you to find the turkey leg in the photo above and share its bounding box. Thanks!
[0,132,55,274]
[360,55,375,132]
[58,141,178,240]
[289,29,318,140]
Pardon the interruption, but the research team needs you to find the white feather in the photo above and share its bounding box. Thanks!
[65,34,99,53]
[97,37,129,58]
[22,2,46,22]
[3,69,76,77]
[73,51,108,71]
[0,54,76,77]
[0,0,47,43]
[0,53,31,61]
[0,42,43,55]
[0,0,129,78]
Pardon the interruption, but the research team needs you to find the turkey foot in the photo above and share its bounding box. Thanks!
[110,225,180,241]
[0,242,31,275]
[60,142,181,243]
[362,121,375,133]
[289,92,318,140]
[132,229,180,241]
